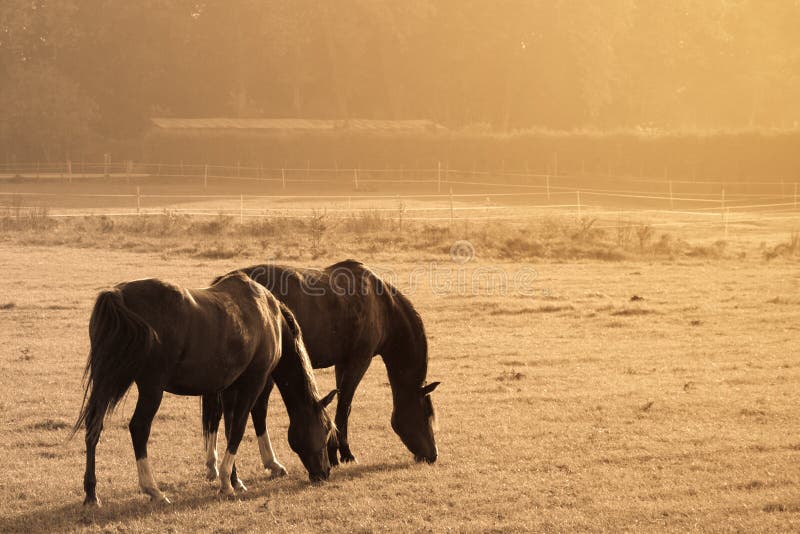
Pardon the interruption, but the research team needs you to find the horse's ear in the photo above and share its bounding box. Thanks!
[319,389,338,409]
[421,381,440,395]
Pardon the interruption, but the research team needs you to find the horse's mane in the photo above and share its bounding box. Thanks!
[278,302,337,438]
[278,302,319,398]
[391,285,429,376]
[327,260,429,374]
[361,265,429,385]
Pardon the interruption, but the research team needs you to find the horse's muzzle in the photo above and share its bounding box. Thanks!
[309,469,330,482]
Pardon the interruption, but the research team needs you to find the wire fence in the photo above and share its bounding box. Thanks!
[2,159,799,189]
[1,161,799,234]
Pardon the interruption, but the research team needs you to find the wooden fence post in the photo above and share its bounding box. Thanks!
[721,189,726,219]
[449,187,455,224]
[724,209,729,238]
[669,180,674,209]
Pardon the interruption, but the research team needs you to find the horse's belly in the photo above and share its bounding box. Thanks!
[164,357,242,395]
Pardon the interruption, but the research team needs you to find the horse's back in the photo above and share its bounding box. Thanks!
[237,261,394,366]
[114,275,281,394]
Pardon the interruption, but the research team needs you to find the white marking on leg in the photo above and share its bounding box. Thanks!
[136,458,170,504]
[204,431,218,480]
[218,451,237,497]
[257,430,288,478]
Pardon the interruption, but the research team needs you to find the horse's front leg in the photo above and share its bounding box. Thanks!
[334,357,371,463]
[251,379,288,478]
[219,386,261,498]
[130,386,169,504]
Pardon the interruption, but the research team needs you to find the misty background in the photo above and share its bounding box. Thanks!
[1,1,800,164]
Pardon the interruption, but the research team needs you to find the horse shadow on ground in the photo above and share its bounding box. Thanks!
[0,460,412,533]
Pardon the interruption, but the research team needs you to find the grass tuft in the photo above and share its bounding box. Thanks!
[610,307,658,316]
[29,419,70,431]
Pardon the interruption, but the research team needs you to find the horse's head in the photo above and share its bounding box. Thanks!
[288,389,338,482]
[391,381,440,463]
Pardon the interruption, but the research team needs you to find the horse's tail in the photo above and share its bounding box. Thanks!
[73,288,159,440]
[201,392,223,443]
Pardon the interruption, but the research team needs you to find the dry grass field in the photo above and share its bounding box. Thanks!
[1,194,799,531]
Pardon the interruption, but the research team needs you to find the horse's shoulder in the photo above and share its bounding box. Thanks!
[326,258,365,272]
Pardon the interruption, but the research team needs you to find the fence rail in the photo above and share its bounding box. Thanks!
[1,160,798,234]
[1,160,798,186]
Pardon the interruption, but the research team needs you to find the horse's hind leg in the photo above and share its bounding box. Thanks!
[129,385,169,504]
[83,405,103,506]
[201,393,222,480]
[251,379,287,478]
[220,392,246,492]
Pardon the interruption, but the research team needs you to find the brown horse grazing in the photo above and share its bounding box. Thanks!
[73,272,337,507]
[202,260,439,474]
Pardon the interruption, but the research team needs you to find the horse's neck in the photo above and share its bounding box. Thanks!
[382,331,427,400]
[272,345,315,418]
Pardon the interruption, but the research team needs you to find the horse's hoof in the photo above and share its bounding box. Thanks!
[217,488,236,500]
[150,494,171,506]
[83,495,102,508]
[328,446,340,467]
[205,466,219,481]
[340,451,357,464]
[267,463,288,478]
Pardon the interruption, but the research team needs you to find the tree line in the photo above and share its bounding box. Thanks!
[1,0,799,160]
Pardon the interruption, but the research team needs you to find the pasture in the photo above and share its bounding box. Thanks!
[0,180,799,532]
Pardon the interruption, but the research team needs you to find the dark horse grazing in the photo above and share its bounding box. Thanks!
[73,272,336,507]
[202,260,439,475]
